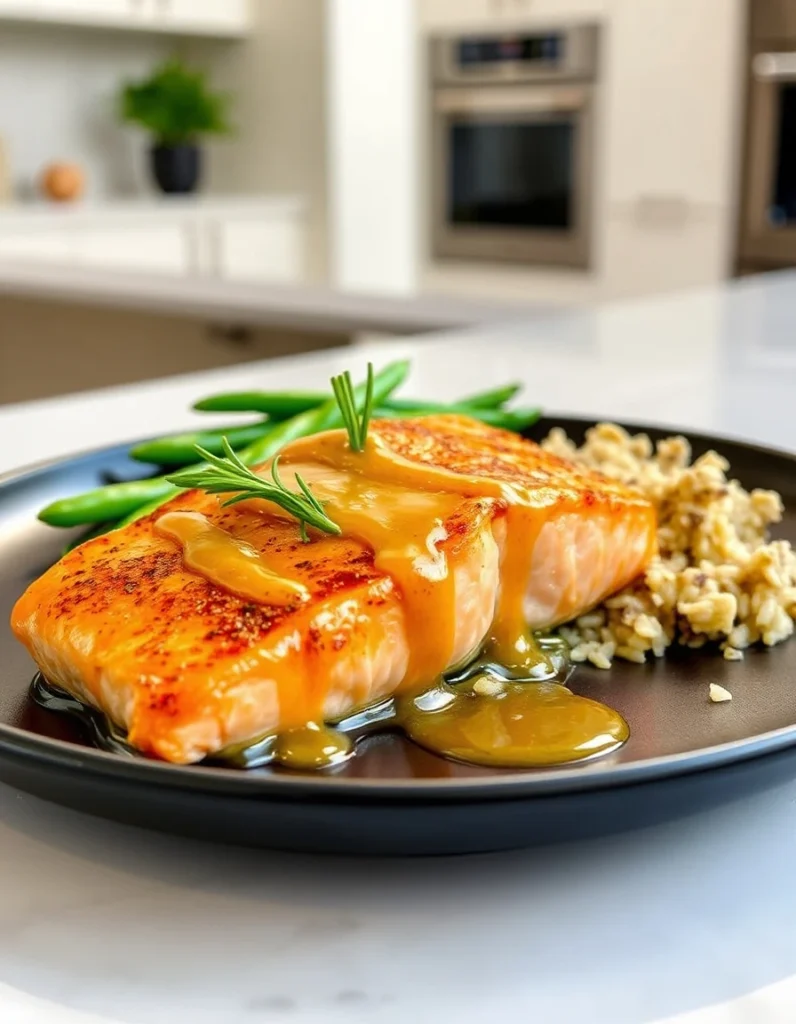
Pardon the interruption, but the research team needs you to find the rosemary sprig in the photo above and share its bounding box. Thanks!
[331,362,374,452]
[167,438,341,542]
[167,362,377,540]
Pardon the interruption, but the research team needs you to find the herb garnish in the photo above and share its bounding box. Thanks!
[331,362,374,452]
[167,438,341,542]
[168,362,377,541]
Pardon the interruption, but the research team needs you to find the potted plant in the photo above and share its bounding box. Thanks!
[119,58,232,195]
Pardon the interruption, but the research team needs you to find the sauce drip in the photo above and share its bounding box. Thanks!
[399,678,629,768]
[483,629,556,679]
[272,721,353,770]
[155,511,309,606]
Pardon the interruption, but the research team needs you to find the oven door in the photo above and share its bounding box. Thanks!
[741,50,796,263]
[431,83,594,268]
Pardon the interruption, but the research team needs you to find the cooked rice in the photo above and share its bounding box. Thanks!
[542,423,796,668]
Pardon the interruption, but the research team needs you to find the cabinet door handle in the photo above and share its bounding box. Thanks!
[753,52,796,81]
[208,325,254,347]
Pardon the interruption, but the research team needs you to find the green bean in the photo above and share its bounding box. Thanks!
[385,383,521,413]
[42,360,410,530]
[192,381,520,418]
[375,404,542,431]
[193,390,324,416]
[486,407,542,432]
[130,420,270,466]
[459,383,522,409]
[39,476,178,527]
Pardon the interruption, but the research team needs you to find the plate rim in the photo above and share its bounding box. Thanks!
[3,416,796,803]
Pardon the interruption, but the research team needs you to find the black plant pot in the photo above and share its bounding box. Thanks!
[150,142,202,195]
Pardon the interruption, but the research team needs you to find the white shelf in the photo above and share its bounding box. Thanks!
[0,0,249,38]
[0,196,305,227]
[0,196,305,284]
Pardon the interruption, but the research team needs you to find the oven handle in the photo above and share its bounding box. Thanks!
[433,84,589,115]
[753,52,796,81]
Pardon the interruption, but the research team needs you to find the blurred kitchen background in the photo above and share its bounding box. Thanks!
[0,0,789,403]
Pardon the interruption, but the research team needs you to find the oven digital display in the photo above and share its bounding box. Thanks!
[457,34,561,68]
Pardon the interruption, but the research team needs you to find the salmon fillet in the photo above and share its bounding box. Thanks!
[11,415,656,763]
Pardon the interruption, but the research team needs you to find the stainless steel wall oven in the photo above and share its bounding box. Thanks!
[430,26,600,269]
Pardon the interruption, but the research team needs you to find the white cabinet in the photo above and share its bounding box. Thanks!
[0,230,72,261]
[0,201,305,284]
[0,220,190,273]
[217,218,302,284]
[158,0,249,35]
[0,0,249,36]
[603,208,731,299]
[0,0,142,24]
[605,0,743,209]
[38,0,133,17]
[70,223,190,274]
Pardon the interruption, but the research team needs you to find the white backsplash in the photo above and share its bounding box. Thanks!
[0,23,171,201]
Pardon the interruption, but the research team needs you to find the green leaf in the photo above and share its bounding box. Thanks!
[119,58,233,144]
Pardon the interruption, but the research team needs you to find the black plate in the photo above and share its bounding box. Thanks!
[1,417,796,855]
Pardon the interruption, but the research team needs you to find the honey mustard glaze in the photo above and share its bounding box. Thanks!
[152,431,629,771]
[398,679,628,768]
[155,511,309,606]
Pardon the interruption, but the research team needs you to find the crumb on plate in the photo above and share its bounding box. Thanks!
[472,677,506,697]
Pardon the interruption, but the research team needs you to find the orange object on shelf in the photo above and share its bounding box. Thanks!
[40,162,85,203]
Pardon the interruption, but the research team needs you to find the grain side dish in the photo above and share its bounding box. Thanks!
[544,423,796,667]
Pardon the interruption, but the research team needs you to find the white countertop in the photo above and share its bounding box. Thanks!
[0,259,550,337]
[3,271,796,1024]
[0,194,552,337]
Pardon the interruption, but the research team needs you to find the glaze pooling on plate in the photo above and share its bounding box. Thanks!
[398,680,629,768]
[30,635,621,771]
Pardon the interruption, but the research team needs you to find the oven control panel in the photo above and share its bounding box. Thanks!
[432,25,599,84]
[457,34,562,69]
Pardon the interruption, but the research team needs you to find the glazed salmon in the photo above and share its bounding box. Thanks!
[11,415,656,764]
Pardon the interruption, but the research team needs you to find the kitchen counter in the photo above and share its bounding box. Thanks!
[2,271,796,1024]
[0,258,546,338]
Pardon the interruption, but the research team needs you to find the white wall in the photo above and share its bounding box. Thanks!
[189,1,329,282]
[0,24,171,200]
[326,0,418,294]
